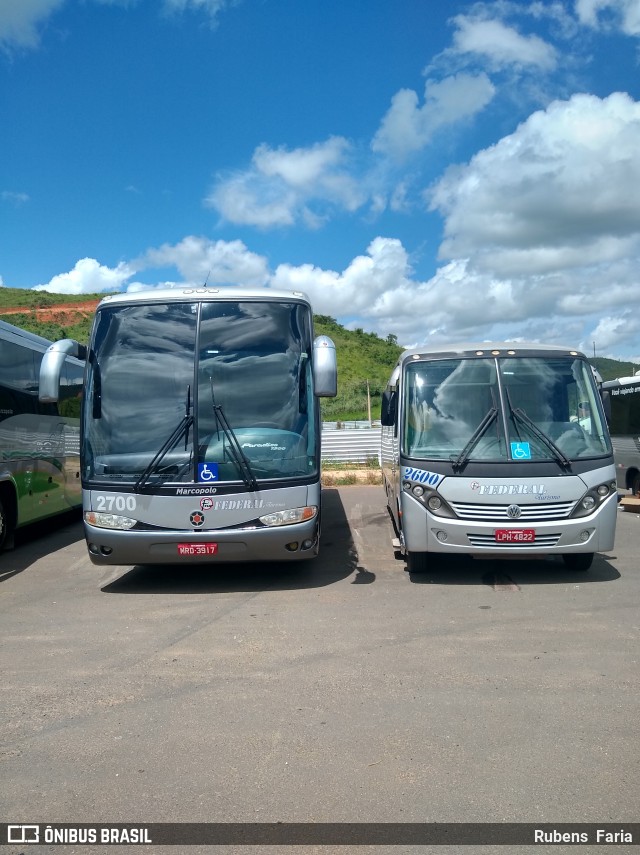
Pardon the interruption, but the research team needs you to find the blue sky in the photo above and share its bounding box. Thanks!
[1,0,640,362]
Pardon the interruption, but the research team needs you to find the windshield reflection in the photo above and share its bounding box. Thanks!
[83,300,316,485]
[404,356,610,462]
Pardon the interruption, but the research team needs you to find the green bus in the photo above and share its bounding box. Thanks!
[0,319,84,551]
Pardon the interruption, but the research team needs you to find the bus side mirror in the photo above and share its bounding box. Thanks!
[313,335,337,397]
[39,339,86,403]
[381,389,396,426]
[601,389,611,425]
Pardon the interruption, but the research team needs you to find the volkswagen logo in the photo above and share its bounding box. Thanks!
[506,504,522,519]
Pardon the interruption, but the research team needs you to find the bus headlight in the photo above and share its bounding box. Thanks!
[85,511,137,530]
[259,506,318,527]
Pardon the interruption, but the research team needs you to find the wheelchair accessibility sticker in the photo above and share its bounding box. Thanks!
[510,442,531,460]
[198,462,219,482]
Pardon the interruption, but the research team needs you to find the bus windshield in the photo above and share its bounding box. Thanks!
[83,300,316,485]
[403,356,611,463]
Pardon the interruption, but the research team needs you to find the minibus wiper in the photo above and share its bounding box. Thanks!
[209,381,258,492]
[451,406,498,471]
[505,389,571,470]
[134,387,193,492]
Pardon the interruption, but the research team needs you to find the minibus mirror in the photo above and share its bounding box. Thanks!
[381,389,396,426]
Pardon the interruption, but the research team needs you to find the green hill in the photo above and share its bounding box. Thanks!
[313,315,402,421]
[2,287,637,421]
[591,356,640,382]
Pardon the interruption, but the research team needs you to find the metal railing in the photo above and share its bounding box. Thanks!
[321,425,381,464]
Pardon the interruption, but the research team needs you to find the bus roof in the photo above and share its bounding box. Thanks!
[0,317,57,351]
[95,287,312,310]
[602,374,640,389]
[395,342,588,365]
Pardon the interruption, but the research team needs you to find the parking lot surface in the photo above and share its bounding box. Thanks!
[1,487,639,854]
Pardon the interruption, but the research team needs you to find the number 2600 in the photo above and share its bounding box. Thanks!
[95,495,137,512]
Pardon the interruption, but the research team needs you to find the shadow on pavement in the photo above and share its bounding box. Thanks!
[101,488,360,594]
[407,551,620,586]
[0,508,84,584]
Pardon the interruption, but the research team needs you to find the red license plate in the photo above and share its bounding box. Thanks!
[494,529,535,543]
[177,543,218,556]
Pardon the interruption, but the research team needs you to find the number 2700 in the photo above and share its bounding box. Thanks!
[95,495,137,513]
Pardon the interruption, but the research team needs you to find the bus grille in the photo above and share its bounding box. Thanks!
[467,532,562,548]
[450,501,574,522]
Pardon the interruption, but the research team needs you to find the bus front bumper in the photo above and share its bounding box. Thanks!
[84,518,320,566]
[402,494,618,557]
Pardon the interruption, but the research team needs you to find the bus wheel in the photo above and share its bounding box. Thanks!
[563,553,594,572]
[633,473,640,497]
[406,551,428,573]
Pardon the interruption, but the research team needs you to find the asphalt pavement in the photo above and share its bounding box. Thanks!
[1,488,639,855]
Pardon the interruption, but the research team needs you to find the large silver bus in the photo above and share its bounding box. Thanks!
[381,343,617,573]
[39,288,337,566]
[0,319,84,551]
[601,374,640,495]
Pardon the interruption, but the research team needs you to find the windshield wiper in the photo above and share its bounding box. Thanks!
[209,380,258,492]
[504,388,571,470]
[89,350,102,419]
[451,405,498,471]
[134,387,193,492]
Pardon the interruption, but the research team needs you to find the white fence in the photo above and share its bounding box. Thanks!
[321,425,382,464]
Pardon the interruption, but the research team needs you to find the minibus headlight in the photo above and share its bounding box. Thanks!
[85,511,137,530]
[571,482,615,518]
[259,506,317,527]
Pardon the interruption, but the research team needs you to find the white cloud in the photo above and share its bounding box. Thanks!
[271,237,413,318]
[140,236,269,287]
[0,0,238,50]
[206,137,366,229]
[400,90,640,357]
[1,190,30,205]
[430,92,640,272]
[575,0,640,35]
[372,73,496,161]
[162,0,240,26]
[27,229,640,361]
[0,0,64,50]
[32,258,135,294]
[591,311,640,350]
[271,240,639,359]
[450,14,558,70]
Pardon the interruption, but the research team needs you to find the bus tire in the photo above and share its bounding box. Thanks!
[406,551,428,573]
[632,472,640,497]
[563,553,594,572]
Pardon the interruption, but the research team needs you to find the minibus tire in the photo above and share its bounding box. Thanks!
[562,553,594,571]
[406,551,428,573]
